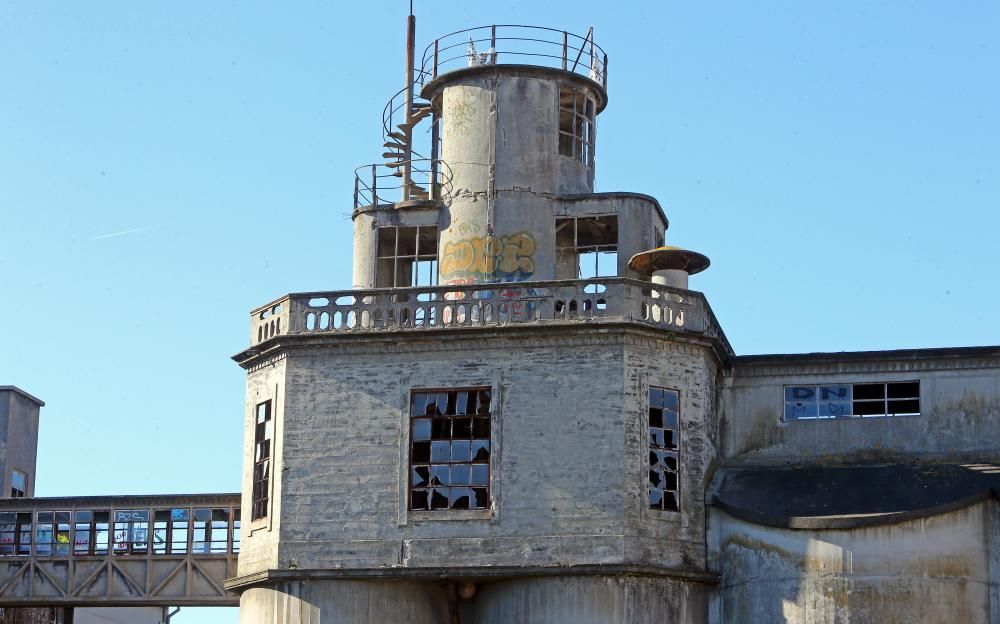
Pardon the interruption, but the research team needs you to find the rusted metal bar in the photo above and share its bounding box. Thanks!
[491,25,497,64]
[403,13,416,201]
[371,164,377,206]
[570,26,593,73]
[433,39,439,78]
[353,174,359,208]
[562,31,568,69]
[430,117,440,199]
[603,53,608,89]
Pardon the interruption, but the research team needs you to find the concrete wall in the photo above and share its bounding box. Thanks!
[460,575,708,624]
[709,504,996,623]
[239,580,448,624]
[239,357,287,576]
[0,388,42,498]
[74,607,164,623]
[721,353,1000,464]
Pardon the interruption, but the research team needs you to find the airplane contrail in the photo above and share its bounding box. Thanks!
[90,225,156,241]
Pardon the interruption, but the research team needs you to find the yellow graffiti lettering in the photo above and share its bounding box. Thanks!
[440,232,537,281]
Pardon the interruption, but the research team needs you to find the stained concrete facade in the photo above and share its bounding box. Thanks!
[229,22,1000,624]
[0,387,42,499]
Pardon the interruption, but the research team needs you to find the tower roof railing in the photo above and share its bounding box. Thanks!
[353,158,454,209]
[418,25,608,90]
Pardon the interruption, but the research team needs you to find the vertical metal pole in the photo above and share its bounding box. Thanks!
[371,164,378,206]
[491,25,497,63]
[433,39,439,79]
[403,13,416,201]
[354,174,359,208]
[562,32,568,69]
[430,114,440,199]
[603,53,608,89]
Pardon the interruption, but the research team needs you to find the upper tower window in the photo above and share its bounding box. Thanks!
[556,215,619,279]
[409,388,491,512]
[376,226,439,288]
[10,470,27,498]
[559,86,595,165]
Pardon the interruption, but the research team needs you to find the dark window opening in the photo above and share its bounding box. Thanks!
[556,215,618,279]
[648,387,680,512]
[558,86,596,164]
[376,226,439,288]
[252,400,273,520]
[409,388,491,512]
[784,381,921,421]
[10,469,27,498]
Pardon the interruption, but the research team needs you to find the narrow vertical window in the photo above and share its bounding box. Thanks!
[648,387,680,512]
[73,510,109,555]
[10,470,27,498]
[409,388,491,511]
[559,86,596,164]
[252,400,273,520]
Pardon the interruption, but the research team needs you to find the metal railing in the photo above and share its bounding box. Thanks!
[353,158,453,209]
[248,278,731,356]
[419,25,608,90]
[0,494,240,607]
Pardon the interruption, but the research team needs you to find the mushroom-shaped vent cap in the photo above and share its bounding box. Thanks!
[628,246,711,276]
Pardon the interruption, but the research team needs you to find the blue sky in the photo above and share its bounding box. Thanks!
[1,2,997,621]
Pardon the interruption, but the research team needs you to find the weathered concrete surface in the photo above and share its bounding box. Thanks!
[710,504,994,623]
[239,580,448,624]
[721,349,1000,464]
[460,575,708,624]
[0,386,43,498]
[236,326,721,577]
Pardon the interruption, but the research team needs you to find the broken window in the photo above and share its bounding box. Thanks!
[0,512,33,555]
[153,508,190,554]
[252,400,273,521]
[232,508,241,553]
[409,388,491,512]
[34,511,71,556]
[73,510,109,555]
[112,509,149,555]
[556,215,618,279]
[559,86,596,164]
[648,387,680,512]
[10,469,27,498]
[192,508,230,554]
[783,381,920,421]
[376,226,439,288]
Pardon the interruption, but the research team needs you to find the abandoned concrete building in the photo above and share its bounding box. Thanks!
[2,17,999,624]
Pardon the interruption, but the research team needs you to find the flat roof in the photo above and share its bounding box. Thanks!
[734,344,1000,366]
[0,386,45,407]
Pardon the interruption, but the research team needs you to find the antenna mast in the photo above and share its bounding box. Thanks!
[402,5,416,200]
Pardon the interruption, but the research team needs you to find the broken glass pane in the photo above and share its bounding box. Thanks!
[431,419,450,440]
[649,488,663,508]
[470,440,490,461]
[473,418,490,438]
[412,442,431,463]
[649,428,664,447]
[411,466,429,487]
[411,490,429,510]
[453,418,472,438]
[662,410,678,429]
[649,407,663,428]
[450,488,472,509]
[663,492,679,511]
[430,465,450,486]
[431,489,449,510]
[472,488,488,509]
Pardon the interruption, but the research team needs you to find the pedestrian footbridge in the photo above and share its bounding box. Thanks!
[0,493,240,607]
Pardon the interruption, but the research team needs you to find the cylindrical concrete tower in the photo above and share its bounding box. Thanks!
[423,66,607,286]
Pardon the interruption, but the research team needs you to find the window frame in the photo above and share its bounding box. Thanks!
[555,215,619,279]
[558,85,596,165]
[407,387,492,513]
[375,225,439,288]
[782,381,921,421]
[648,385,681,513]
[10,468,27,498]
[251,400,273,521]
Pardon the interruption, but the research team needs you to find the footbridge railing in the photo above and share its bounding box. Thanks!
[0,493,241,607]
